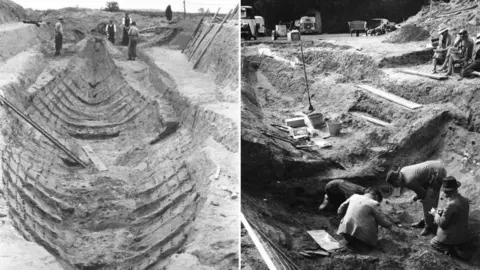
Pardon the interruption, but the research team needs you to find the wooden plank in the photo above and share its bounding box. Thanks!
[357,84,423,110]
[182,9,210,53]
[193,10,231,69]
[351,112,392,127]
[398,69,448,80]
[241,213,278,270]
[82,145,107,172]
[0,96,87,167]
[472,71,480,77]
[188,8,220,60]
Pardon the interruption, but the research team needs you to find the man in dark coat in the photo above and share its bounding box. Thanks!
[121,13,132,46]
[460,33,480,79]
[430,176,471,259]
[105,20,116,44]
[386,160,446,236]
[319,179,366,211]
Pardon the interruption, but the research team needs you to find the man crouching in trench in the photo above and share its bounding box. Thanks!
[386,160,446,236]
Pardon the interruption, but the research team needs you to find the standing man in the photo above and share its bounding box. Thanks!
[318,179,367,211]
[337,188,401,250]
[128,21,139,60]
[430,176,471,259]
[105,20,116,44]
[54,16,65,56]
[122,13,132,46]
[386,160,446,236]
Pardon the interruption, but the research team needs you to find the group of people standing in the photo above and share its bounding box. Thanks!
[319,160,472,260]
[54,12,139,60]
[432,27,480,80]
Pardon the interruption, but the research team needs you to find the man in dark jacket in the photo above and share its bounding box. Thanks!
[105,20,116,44]
[430,176,471,259]
[460,33,480,79]
[319,179,366,211]
[121,13,132,46]
[386,160,446,236]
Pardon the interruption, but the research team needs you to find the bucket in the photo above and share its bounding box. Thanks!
[327,120,342,136]
[308,112,324,129]
[275,25,287,36]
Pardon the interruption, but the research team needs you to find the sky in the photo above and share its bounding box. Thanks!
[13,0,238,13]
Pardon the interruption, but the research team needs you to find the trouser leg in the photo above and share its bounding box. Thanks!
[422,188,440,230]
[55,34,63,54]
[461,61,480,78]
[430,236,452,253]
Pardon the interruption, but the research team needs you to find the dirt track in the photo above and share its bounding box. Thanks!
[0,2,238,269]
[241,30,480,270]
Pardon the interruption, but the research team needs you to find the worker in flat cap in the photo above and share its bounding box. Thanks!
[386,160,446,236]
[54,16,65,56]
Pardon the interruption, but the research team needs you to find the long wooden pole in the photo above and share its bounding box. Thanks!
[193,9,231,69]
[188,8,220,60]
[182,9,209,53]
[0,96,87,167]
[241,213,278,270]
[300,43,314,112]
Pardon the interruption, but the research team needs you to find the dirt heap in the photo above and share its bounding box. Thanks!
[384,24,431,43]
[241,35,480,269]
[0,0,26,24]
[387,0,480,41]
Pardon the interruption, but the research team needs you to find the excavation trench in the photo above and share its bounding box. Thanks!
[0,37,213,269]
[241,42,480,270]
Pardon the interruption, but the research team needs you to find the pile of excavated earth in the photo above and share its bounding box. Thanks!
[241,1,480,270]
[0,0,239,269]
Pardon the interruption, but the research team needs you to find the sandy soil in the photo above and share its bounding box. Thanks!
[241,28,480,270]
[0,3,238,269]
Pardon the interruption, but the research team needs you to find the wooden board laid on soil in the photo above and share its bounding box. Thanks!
[351,112,392,127]
[398,69,448,81]
[357,84,423,110]
[82,145,107,172]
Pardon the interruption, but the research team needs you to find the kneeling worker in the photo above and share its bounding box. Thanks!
[386,160,446,236]
[430,176,472,259]
[319,179,366,211]
[336,188,401,250]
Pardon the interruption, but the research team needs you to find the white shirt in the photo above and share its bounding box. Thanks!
[122,17,132,26]
[54,22,63,35]
[105,24,116,33]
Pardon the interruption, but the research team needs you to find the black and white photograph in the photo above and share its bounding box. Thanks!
[0,0,239,269]
[241,0,480,269]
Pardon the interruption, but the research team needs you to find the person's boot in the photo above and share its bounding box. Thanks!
[410,219,425,228]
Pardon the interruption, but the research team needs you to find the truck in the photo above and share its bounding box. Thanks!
[254,16,265,36]
[299,16,317,35]
[241,6,257,40]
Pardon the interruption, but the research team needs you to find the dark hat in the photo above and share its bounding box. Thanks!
[459,29,468,35]
[385,170,399,184]
[441,176,461,191]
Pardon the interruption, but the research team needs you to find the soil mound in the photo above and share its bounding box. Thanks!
[384,24,430,43]
[0,0,26,24]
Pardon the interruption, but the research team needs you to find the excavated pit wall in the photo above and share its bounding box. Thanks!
[241,42,480,269]
[183,22,239,103]
[0,36,231,269]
